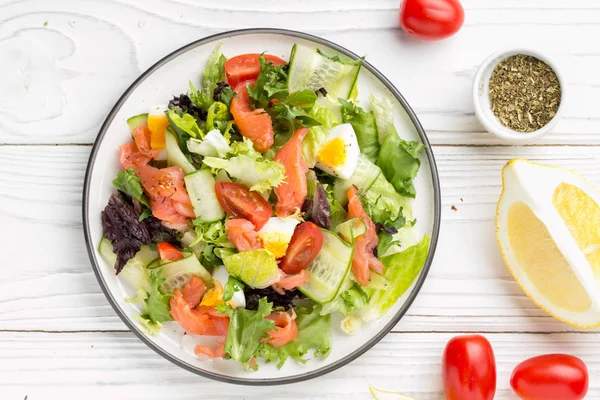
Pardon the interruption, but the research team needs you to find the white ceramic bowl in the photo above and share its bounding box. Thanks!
[473,48,565,141]
[82,28,441,385]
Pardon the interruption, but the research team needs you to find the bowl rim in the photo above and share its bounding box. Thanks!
[82,28,441,386]
[472,47,565,141]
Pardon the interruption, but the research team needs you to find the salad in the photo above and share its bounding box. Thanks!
[99,44,430,370]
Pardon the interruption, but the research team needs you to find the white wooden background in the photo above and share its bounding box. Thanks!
[1,1,599,399]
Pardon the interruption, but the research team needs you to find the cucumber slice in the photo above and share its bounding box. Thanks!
[166,128,195,174]
[146,258,162,270]
[98,237,151,292]
[298,229,354,303]
[333,154,382,206]
[161,271,192,294]
[288,44,359,99]
[99,237,156,268]
[135,244,158,267]
[127,114,148,136]
[99,236,117,266]
[160,254,212,290]
[336,218,367,243]
[180,231,206,258]
[328,61,361,100]
[184,169,225,223]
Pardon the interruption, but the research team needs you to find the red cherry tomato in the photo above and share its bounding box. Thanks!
[279,222,323,274]
[442,334,496,400]
[157,242,184,261]
[399,0,464,41]
[225,53,286,86]
[511,354,588,400]
[214,182,272,231]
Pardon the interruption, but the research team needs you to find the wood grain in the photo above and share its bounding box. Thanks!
[1,1,600,144]
[2,331,600,399]
[1,145,598,333]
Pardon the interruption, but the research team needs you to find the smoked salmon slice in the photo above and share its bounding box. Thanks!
[264,309,298,348]
[347,186,384,286]
[274,127,309,217]
[225,218,262,252]
[230,80,274,153]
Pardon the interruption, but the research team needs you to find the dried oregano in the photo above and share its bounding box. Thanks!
[489,55,561,132]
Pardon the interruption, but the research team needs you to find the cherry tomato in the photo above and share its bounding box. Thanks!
[442,334,496,400]
[157,242,184,261]
[279,222,323,274]
[214,182,272,231]
[225,53,286,86]
[399,0,464,41]
[511,354,588,400]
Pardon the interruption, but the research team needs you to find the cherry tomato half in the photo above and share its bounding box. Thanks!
[511,354,588,400]
[279,222,323,274]
[214,182,272,231]
[442,334,496,400]
[225,53,287,87]
[157,242,184,261]
[399,0,464,41]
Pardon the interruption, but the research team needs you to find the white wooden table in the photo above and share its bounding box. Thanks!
[1,1,599,399]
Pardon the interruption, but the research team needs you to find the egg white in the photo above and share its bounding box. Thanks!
[315,123,360,179]
[257,217,300,258]
[212,265,246,308]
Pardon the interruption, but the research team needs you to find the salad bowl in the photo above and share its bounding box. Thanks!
[83,28,441,385]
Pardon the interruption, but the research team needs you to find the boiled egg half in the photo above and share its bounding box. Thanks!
[211,265,245,308]
[315,123,359,179]
[257,217,300,258]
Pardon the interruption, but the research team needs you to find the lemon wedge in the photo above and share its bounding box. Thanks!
[496,159,600,328]
[369,387,415,400]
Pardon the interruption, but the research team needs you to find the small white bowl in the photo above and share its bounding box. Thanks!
[473,48,565,142]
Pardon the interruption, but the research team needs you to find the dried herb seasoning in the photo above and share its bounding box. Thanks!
[489,55,561,132]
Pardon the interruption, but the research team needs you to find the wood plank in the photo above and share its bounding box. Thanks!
[1,1,600,144]
[1,145,599,333]
[2,331,600,399]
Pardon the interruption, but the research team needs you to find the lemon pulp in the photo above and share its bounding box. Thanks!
[507,201,592,312]
[553,183,600,282]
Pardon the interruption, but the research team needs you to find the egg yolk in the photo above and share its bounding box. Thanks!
[147,113,169,150]
[199,280,224,307]
[317,137,346,167]
[258,231,293,258]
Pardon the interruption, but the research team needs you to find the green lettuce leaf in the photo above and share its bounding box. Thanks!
[206,101,231,132]
[323,183,347,228]
[145,271,173,324]
[167,109,203,139]
[217,298,275,370]
[223,276,245,302]
[191,219,232,247]
[270,90,321,137]
[187,129,231,158]
[133,315,163,335]
[260,305,332,368]
[247,55,289,109]
[370,94,424,198]
[365,235,430,319]
[223,249,280,289]
[320,284,369,317]
[125,288,148,304]
[378,133,424,198]
[340,99,379,162]
[203,153,285,192]
[369,94,396,144]
[189,45,227,109]
[219,86,236,108]
[113,169,152,221]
